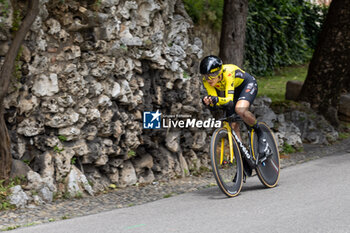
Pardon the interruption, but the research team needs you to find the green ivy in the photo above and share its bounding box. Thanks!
[183,0,327,76]
[58,135,67,142]
[127,150,136,158]
[244,0,327,75]
[0,0,9,15]
[183,0,224,30]
[0,176,27,211]
[0,0,10,29]
[71,157,77,165]
[13,47,23,82]
[282,142,296,154]
[11,9,22,32]
[53,145,64,153]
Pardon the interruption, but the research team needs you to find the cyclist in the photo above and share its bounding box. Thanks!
[200,55,268,158]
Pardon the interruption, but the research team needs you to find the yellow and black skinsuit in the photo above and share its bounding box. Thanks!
[202,64,258,116]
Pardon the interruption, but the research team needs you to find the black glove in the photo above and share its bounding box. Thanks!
[210,96,219,106]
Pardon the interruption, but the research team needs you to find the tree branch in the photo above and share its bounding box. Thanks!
[0,0,39,181]
[0,0,39,102]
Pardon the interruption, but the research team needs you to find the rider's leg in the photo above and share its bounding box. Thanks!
[235,100,267,155]
[234,100,256,125]
[231,122,241,141]
[224,101,242,141]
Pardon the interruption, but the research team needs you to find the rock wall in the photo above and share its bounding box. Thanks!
[192,24,220,57]
[252,98,338,148]
[0,0,339,206]
[1,0,207,201]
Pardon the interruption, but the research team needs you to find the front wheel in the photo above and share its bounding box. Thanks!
[252,122,280,188]
[210,128,244,197]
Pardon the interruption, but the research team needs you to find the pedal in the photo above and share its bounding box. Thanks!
[265,146,273,158]
[258,142,272,159]
[259,155,267,163]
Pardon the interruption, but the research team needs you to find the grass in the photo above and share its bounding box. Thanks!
[1,222,41,231]
[0,176,27,211]
[281,142,296,154]
[61,215,70,220]
[127,150,136,158]
[190,166,212,177]
[163,193,175,198]
[339,132,350,140]
[2,225,20,231]
[339,121,350,140]
[256,64,308,102]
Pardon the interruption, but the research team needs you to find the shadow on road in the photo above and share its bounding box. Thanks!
[191,180,268,200]
[241,183,267,193]
[192,186,227,200]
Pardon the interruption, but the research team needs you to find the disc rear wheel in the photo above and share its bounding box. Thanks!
[252,122,280,188]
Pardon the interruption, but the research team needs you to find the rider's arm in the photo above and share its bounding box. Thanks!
[203,80,218,107]
[215,76,235,105]
[203,78,234,106]
[222,76,235,104]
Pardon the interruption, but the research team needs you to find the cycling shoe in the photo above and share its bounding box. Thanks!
[258,135,269,155]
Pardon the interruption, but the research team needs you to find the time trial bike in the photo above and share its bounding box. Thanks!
[210,113,280,197]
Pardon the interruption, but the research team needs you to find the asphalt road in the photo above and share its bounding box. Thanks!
[11,152,350,233]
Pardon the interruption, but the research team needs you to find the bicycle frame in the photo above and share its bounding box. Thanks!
[221,121,257,168]
[221,121,235,164]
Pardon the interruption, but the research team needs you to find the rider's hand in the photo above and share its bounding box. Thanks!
[202,96,211,105]
[210,96,219,105]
